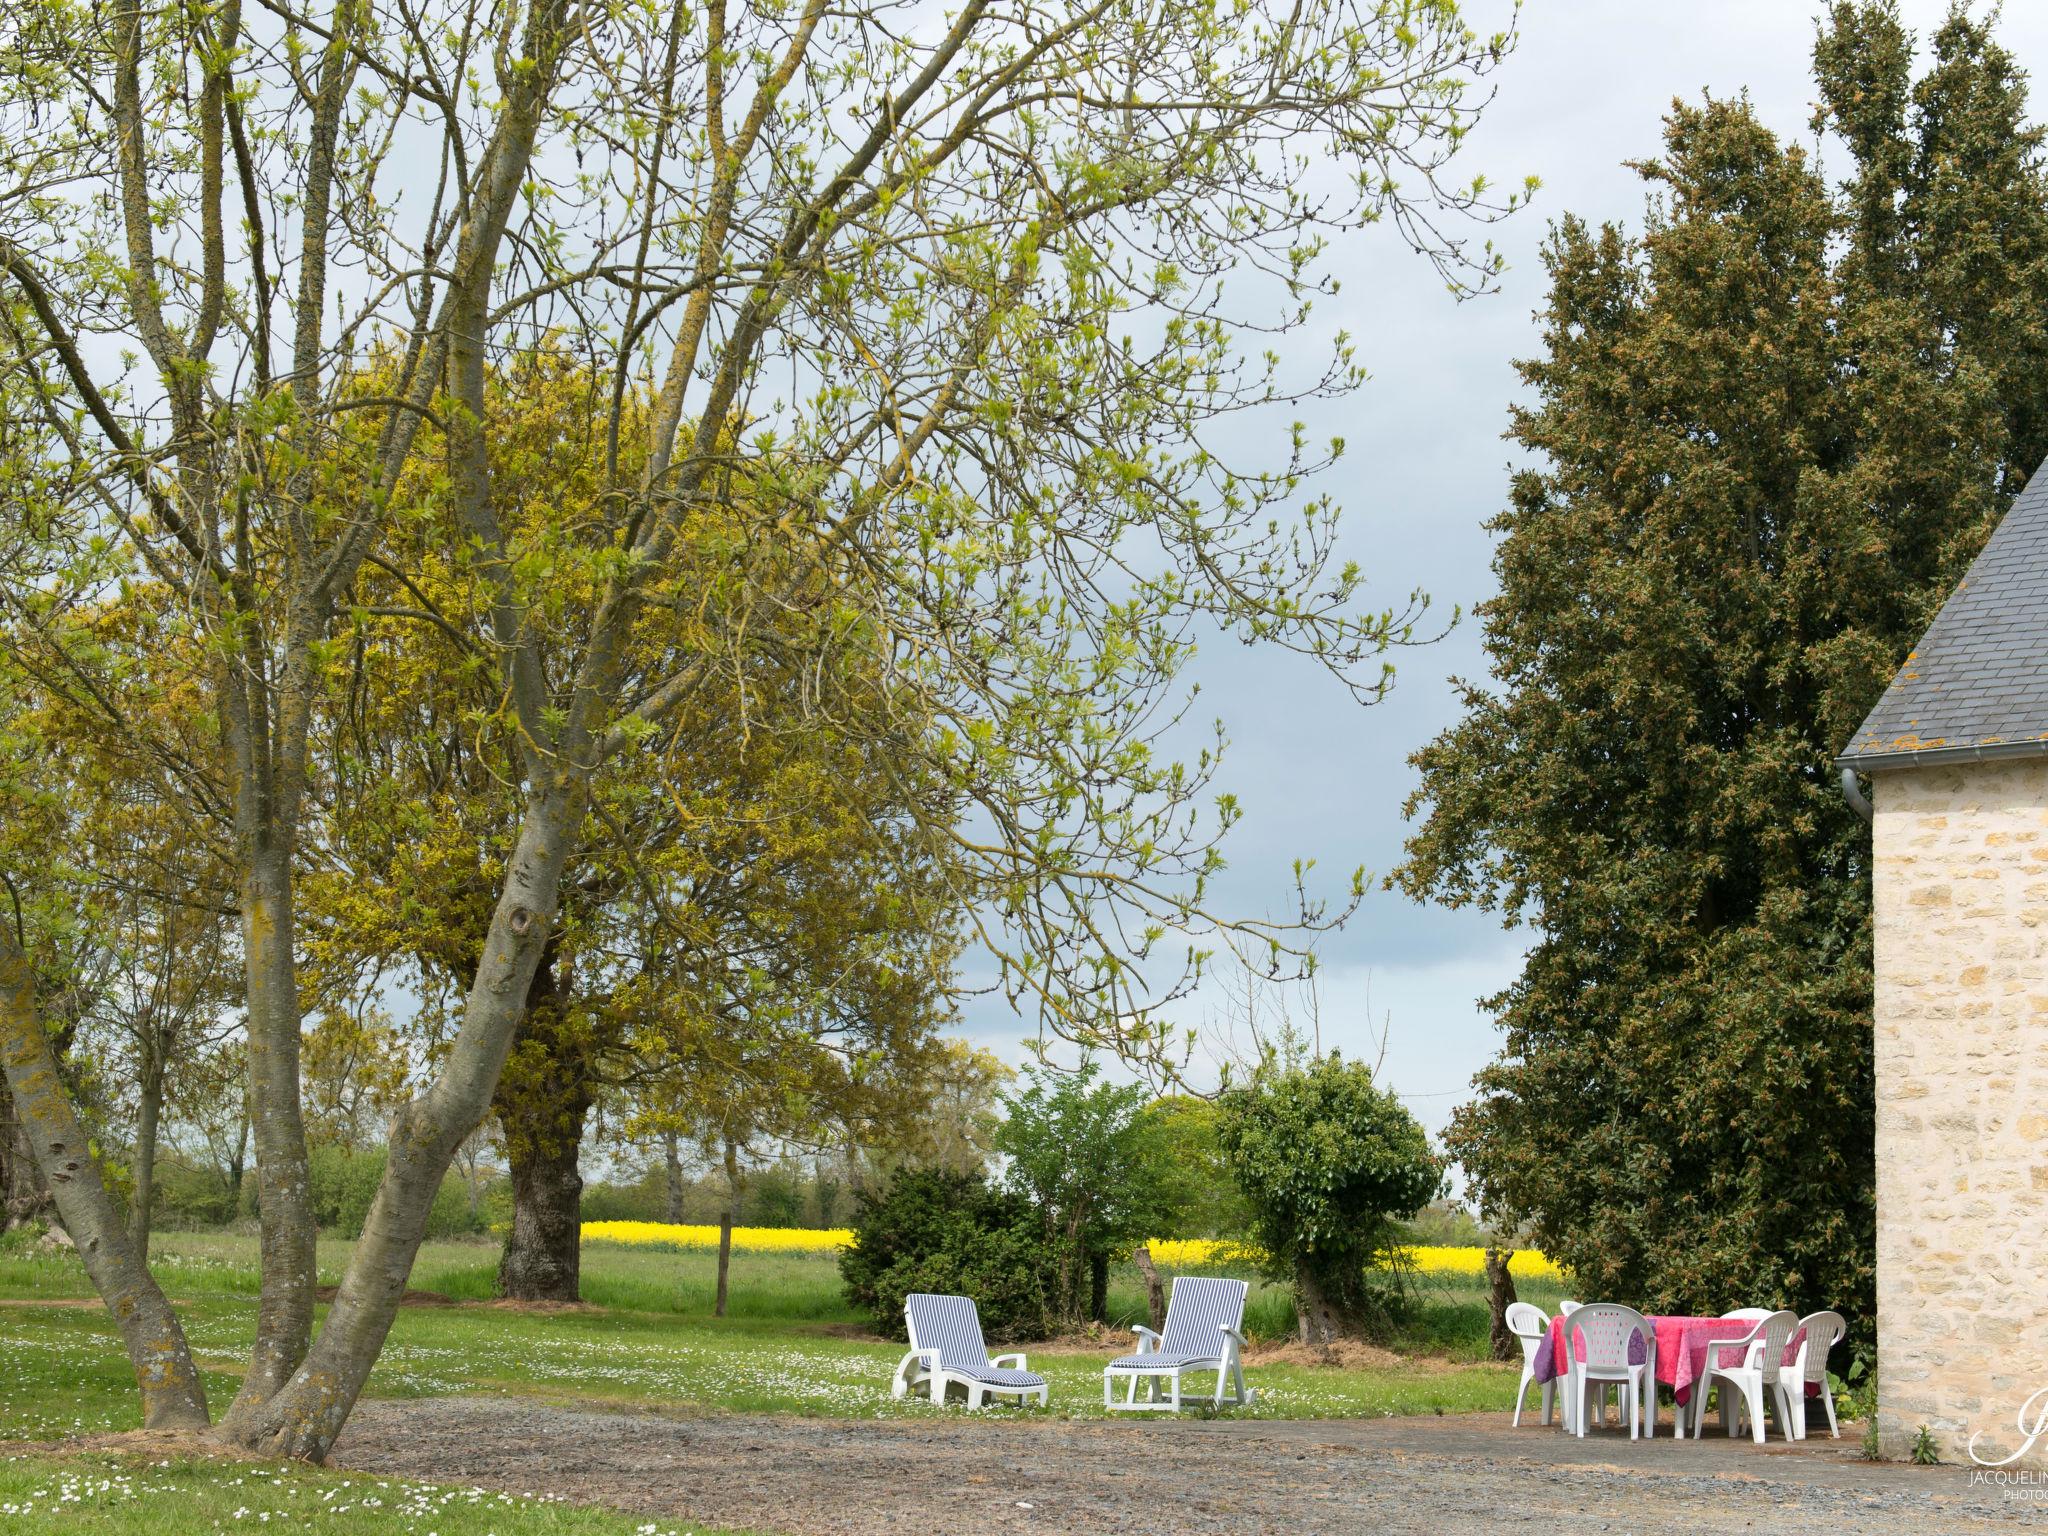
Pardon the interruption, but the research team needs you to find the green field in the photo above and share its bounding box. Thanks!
[0,1230,1556,1533]
[0,1230,1553,1437]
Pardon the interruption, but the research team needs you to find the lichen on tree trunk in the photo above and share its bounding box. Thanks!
[217,783,580,1460]
[0,927,210,1429]
[226,847,318,1421]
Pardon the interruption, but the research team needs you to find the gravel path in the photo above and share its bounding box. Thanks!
[332,1396,2046,1534]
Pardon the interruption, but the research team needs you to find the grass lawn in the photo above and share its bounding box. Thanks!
[0,1451,776,1535]
[0,1229,1551,1438]
[0,1229,1555,1531]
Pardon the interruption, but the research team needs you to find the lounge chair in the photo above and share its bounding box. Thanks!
[891,1293,1048,1409]
[1103,1276,1252,1412]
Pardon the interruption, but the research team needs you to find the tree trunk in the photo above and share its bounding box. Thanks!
[2,1074,53,1229]
[714,1139,738,1319]
[714,1210,733,1316]
[228,1105,249,1215]
[130,1039,164,1259]
[493,950,592,1304]
[216,781,580,1459]
[1484,1247,1519,1363]
[0,927,210,1428]
[1133,1244,1167,1335]
[1295,1263,1337,1354]
[663,1129,685,1223]
[1089,1249,1110,1324]
[498,1126,584,1302]
[230,846,317,1415]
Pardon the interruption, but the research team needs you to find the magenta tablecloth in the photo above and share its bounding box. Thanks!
[1533,1314,1814,1406]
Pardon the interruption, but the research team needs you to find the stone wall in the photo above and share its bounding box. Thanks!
[1872,756,2048,1468]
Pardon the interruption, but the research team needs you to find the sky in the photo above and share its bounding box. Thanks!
[954,0,2048,1148]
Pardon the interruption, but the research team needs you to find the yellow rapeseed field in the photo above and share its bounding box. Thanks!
[580,1222,1563,1279]
[1145,1238,1561,1280]
[579,1220,854,1254]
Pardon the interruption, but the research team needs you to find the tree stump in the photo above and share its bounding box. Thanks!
[1484,1246,1519,1362]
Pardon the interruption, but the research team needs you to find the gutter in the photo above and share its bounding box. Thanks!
[1835,737,2048,823]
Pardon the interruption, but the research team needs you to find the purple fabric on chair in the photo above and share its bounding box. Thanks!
[1532,1313,1647,1384]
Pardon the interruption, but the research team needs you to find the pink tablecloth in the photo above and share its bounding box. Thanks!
[1535,1314,1813,1406]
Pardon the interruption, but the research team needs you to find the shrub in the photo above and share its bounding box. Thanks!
[308,1144,388,1235]
[993,1059,1170,1327]
[839,1167,1055,1341]
[306,1143,487,1238]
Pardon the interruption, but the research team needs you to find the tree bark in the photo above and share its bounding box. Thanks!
[1295,1263,1338,1354]
[229,843,317,1415]
[714,1208,733,1318]
[714,1139,738,1318]
[3,1087,54,1230]
[129,1038,164,1258]
[1089,1249,1110,1324]
[0,928,209,1428]
[216,782,581,1458]
[494,951,590,1303]
[228,1104,249,1215]
[663,1129,685,1223]
[1484,1246,1519,1363]
[1133,1244,1166,1335]
[498,1126,584,1302]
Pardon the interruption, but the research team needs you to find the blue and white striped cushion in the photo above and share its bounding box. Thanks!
[903,1293,1046,1388]
[1109,1277,1247,1368]
[1107,1351,1211,1371]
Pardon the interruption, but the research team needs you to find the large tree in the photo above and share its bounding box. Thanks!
[1,0,1524,1457]
[1397,2,2048,1339]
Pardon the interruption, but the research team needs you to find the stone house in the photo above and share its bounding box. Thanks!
[1839,469,2048,1468]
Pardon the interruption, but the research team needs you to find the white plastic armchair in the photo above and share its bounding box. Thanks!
[1782,1311,1847,1440]
[892,1293,1048,1410]
[1104,1277,1251,1412]
[1563,1304,1652,1440]
[1691,1308,1798,1443]
[1720,1307,1773,1322]
[1505,1301,1556,1428]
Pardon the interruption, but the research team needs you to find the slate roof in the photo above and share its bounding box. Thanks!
[1840,458,2048,772]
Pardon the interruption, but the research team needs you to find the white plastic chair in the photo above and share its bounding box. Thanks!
[1102,1276,1251,1411]
[1563,1303,1652,1440]
[1505,1300,1556,1427]
[892,1293,1047,1409]
[1781,1311,1846,1440]
[1720,1307,1772,1322]
[1691,1308,1797,1443]
[1559,1299,1583,1315]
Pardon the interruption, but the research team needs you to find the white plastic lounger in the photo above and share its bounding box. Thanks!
[1103,1276,1252,1412]
[891,1293,1048,1409]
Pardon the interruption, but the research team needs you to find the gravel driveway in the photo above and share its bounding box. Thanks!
[332,1396,2045,1534]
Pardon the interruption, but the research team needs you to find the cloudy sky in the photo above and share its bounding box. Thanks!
[957,0,2048,1145]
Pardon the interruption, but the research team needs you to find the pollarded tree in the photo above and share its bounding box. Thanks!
[1215,1051,1440,1347]
[1397,3,2048,1340]
[0,0,1528,1457]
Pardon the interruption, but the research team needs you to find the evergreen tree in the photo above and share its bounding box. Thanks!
[1397,3,2048,1340]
